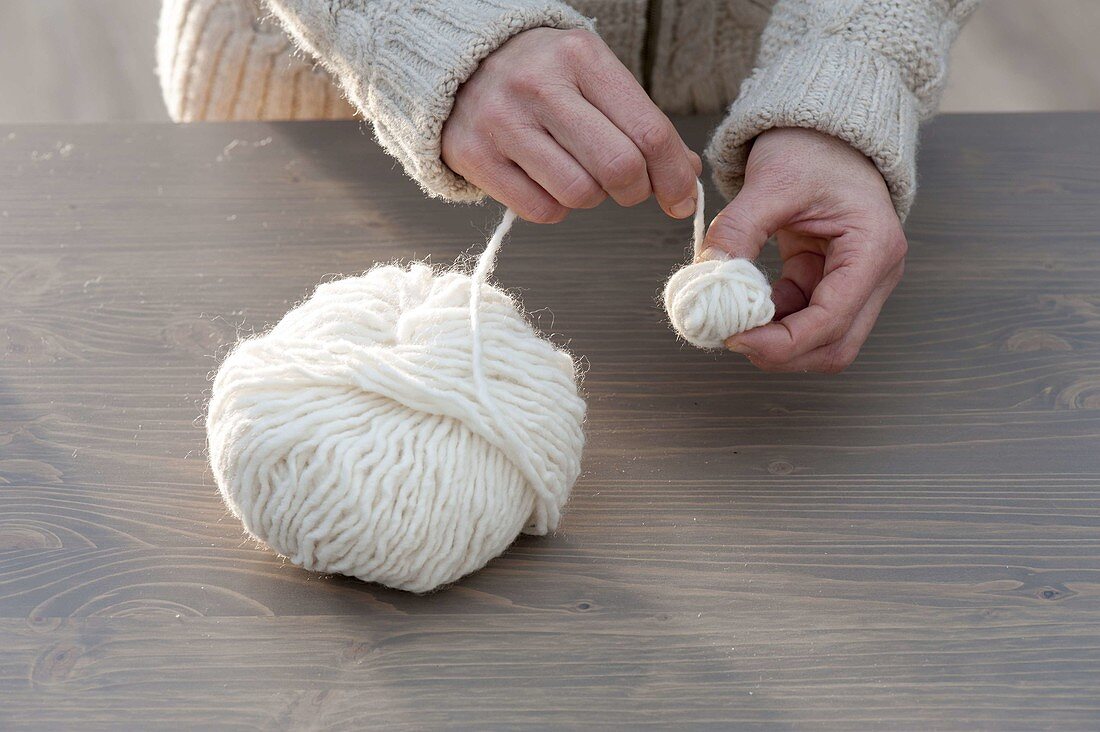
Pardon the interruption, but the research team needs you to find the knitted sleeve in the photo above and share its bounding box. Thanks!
[157,0,358,122]
[704,0,980,221]
[262,0,595,202]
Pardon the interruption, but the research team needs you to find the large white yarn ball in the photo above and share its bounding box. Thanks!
[206,263,586,593]
[663,249,775,350]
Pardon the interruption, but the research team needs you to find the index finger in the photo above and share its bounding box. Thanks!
[725,236,884,363]
[572,43,698,218]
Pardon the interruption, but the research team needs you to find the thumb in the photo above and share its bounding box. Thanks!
[702,181,795,261]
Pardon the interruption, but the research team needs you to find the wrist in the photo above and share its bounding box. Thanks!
[705,36,919,221]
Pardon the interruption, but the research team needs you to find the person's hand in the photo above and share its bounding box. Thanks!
[442,28,702,224]
[705,127,907,373]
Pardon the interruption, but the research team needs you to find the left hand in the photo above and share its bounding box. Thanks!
[704,127,908,373]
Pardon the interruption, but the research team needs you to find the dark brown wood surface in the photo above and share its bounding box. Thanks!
[1,114,1099,729]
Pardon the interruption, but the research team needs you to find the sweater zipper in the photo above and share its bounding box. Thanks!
[642,0,662,91]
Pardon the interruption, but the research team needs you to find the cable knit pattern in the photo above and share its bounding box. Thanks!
[647,0,772,114]
[261,0,595,202]
[705,0,981,221]
[157,0,978,217]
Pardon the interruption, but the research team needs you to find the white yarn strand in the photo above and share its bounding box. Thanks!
[470,207,517,403]
[466,206,569,532]
[692,177,706,260]
[662,179,776,349]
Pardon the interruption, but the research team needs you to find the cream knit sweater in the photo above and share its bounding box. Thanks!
[158,0,979,220]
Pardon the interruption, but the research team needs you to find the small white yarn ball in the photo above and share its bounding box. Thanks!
[663,249,775,349]
[206,262,586,593]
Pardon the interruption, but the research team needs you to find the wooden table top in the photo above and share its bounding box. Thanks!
[2,113,1099,729]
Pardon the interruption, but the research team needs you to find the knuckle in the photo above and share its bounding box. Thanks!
[820,345,857,374]
[616,185,651,207]
[523,198,567,224]
[556,175,604,209]
[830,244,862,270]
[824,317,849,344]
[599,147,647,191]
[888,230,909,260]
[822,321,844,347]
[555,29,599,64]
[688,150,704,175]
[632,119,674,158]
[580,187,609,208]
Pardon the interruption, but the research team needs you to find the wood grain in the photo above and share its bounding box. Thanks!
[1,114,1099,729]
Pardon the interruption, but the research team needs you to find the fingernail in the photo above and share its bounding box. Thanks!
[725,337,754,356]
[669,197,696,218]
[697,247,731,263]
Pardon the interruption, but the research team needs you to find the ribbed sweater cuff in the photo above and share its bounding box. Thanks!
[350,2,595,203]
[705,37,921,221]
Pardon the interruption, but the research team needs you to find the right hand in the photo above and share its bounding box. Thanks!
[442,28,702,223]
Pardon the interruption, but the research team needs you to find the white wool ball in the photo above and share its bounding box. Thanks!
[206,263,586,593]
[663,249,775,350]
